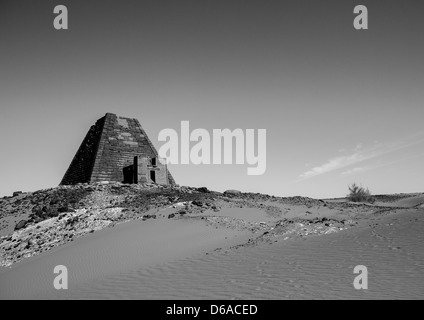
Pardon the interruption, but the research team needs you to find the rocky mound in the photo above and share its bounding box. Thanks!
[0,183,221,266]
[1,183,415,267]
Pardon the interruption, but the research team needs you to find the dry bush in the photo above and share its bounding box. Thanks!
[347,183,375,204]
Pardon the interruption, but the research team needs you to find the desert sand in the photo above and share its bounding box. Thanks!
[0,184,423,299]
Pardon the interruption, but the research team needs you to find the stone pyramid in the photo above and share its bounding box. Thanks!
[60,113,175,185]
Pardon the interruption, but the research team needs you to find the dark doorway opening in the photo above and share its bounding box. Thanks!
[123,165,134,184]
[150,170,156,183]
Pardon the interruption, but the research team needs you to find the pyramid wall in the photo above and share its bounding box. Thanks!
[60,113,175,185]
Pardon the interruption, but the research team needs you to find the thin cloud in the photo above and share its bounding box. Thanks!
[341,167,365,175]
[300,153,369,179]
[299,133,424,180]
[337,152,424,179]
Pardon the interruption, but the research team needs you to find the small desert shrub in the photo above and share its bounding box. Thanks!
[347,183,375,204]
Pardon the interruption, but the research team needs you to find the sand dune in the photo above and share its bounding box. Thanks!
[1,186,423,300]
[47,210,424,300]
[0,216,250,299]
[389,194,424,207]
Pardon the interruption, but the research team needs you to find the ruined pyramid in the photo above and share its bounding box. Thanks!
[60,113,175,186]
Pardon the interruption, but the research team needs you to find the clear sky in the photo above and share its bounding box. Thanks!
[1,0,423,198]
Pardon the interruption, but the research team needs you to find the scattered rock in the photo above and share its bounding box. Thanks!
[15,220,28,230]
[224,190,242,196]
[58,206,70,213]
[142,214,156,220]
[46,207,59,218]
[168,196,179,203]
[31,206,43,216]
[192,200,204,207]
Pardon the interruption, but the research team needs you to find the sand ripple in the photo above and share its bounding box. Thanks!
[49,210,424,300]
